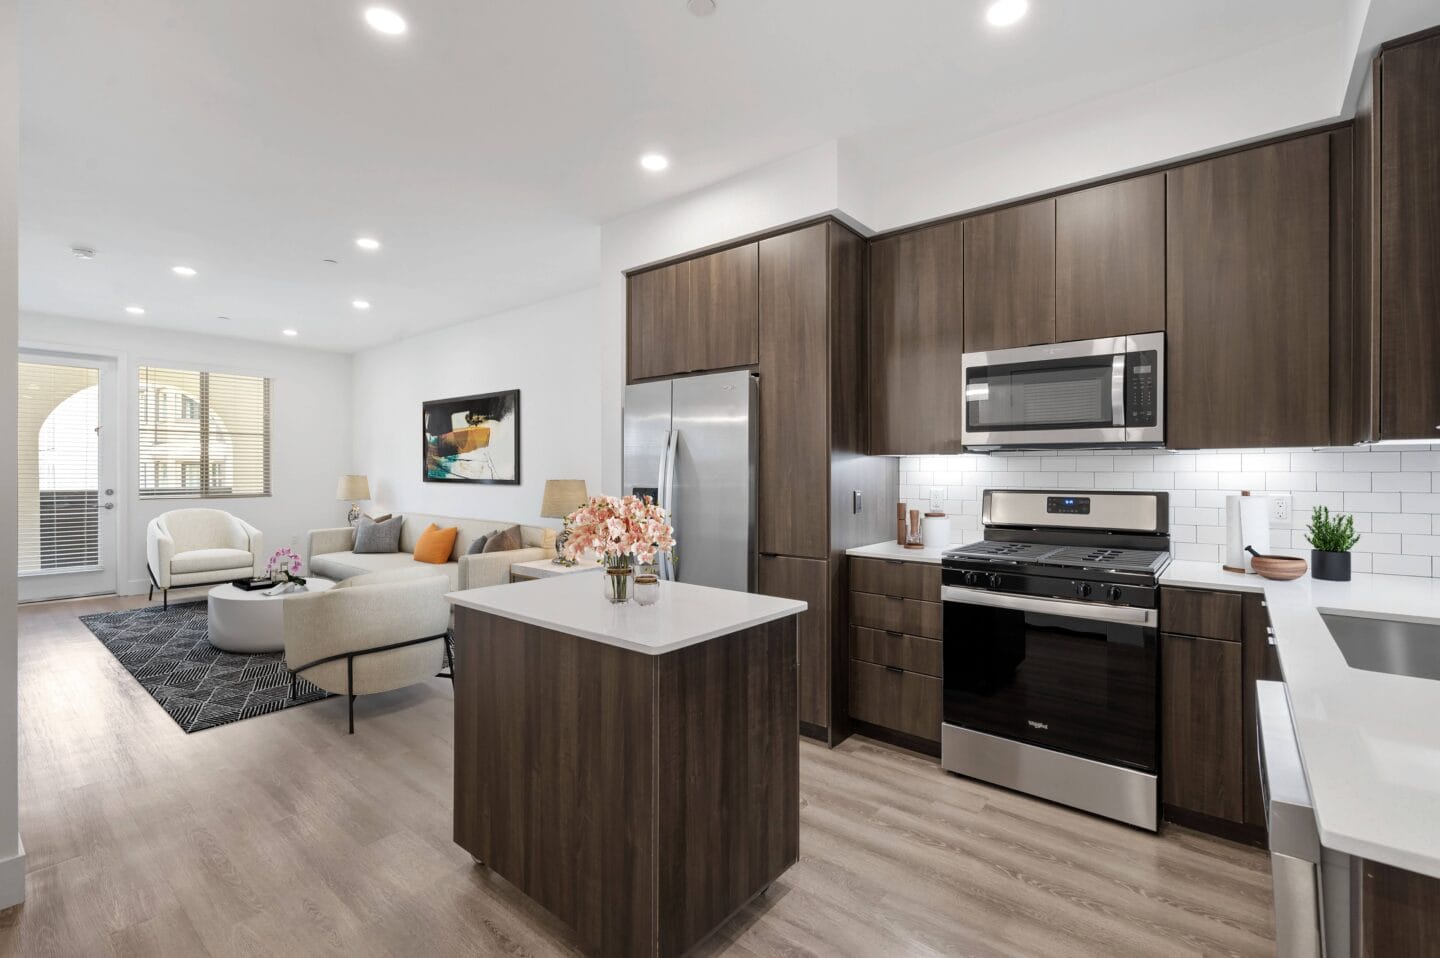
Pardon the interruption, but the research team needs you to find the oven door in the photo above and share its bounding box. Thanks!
[942,586,1158,773]
[961,333,1163,448]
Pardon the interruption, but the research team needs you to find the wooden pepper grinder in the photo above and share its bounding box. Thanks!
[896,501,907,546]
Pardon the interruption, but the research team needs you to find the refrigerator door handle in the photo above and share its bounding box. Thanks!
[660,428,679,581]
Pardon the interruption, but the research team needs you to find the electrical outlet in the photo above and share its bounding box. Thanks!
[1270,495,1291,527]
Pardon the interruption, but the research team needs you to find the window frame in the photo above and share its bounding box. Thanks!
[136,363,272,500]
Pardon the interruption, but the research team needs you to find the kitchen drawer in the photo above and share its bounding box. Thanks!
[849,557,941,602]
[1161,587,1242,642]
[849,659,941,742]
[849,591,943,640]
[851,626,942,678]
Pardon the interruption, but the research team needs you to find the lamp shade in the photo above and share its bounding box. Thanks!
[540,479,588,518]
[336,475,371,501]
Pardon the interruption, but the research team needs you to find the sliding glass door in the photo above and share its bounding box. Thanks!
[17,352,118,601]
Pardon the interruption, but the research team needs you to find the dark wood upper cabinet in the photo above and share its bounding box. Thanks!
[868,220,965,455]
[1379,32,1440,439]
[688,243,759,373]
[626,260,689,382]
[1055,174,1165,342]
[758,224,829,560]
[1166,135,1332,449]
[963,198,1056,350]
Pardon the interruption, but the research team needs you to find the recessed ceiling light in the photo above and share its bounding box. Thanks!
[172,265,197,277]
[687,0,716,16]
[217,315,231,321]
[639,153,670,172]
[125,305,145,315]
[355,236,381,251]
[985,0,1028,27]
[282,328,299,337]
[71,246,96,260]
[352,299,371,310]
[364,7,407,35]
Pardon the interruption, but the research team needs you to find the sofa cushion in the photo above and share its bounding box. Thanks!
[354,514,404,554]
[414,524,458,564]
[170,547,256,576]
[482,525,522,553]
[465,533,490,555]
[311,550,460,590]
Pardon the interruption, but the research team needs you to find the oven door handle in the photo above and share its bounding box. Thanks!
[942,585,1157,627]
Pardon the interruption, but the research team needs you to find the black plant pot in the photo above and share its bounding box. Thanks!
[1311,550,1351,582]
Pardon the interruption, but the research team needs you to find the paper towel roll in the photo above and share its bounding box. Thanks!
[1225,494,1270,573]
[922,514,950,549]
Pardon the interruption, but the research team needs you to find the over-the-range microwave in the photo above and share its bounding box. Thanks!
[960,332,1163,450]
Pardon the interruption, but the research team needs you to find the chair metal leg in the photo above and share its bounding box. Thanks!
[289,672,297,700]
[347,655,355,735]
[163,589,168,610]
[148,582,154,601]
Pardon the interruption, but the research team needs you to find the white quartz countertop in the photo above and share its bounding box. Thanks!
[446,574,807,656]
[1162,561,1440,879]
[845,540,958,564]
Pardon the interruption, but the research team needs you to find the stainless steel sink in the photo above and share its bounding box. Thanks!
[1321,612,1440,682]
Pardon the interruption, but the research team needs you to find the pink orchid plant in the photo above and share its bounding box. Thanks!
[265,546,306,584]
[562,495,675,567]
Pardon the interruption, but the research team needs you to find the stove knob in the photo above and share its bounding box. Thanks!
[987,573,1003,590]
[1108,586,1124,602]
[1074,582,1092,599]
[963,571,979,587]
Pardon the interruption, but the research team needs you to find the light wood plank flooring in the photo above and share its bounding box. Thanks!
[1,591,1275,956]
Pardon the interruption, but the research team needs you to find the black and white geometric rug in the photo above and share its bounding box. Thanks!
[79,600,331,733]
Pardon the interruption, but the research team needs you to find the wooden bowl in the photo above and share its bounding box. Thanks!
[1250,554,1308,581]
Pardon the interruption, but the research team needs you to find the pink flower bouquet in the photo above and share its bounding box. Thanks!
[265,546,306,585]
[562,495,675,567]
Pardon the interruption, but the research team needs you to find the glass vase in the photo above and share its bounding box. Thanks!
[603,556,634,604]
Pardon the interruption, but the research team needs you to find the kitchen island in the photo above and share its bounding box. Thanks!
[446,574,807,958]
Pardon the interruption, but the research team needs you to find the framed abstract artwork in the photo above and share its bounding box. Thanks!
[422,389,520,484]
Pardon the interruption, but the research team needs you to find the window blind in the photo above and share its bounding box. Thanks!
[138,365,270,499]
[18,361,101,573]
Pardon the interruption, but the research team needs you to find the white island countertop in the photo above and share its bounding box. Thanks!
[446,573,807,656]
[1162,561,1440,879]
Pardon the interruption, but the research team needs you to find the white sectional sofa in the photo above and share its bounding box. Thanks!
[306,513,555,591]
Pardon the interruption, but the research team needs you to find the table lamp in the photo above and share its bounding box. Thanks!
[540,479,589,564]
[336,475,371,526]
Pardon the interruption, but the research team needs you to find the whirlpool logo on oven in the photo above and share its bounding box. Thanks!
[1027,720,1049,730]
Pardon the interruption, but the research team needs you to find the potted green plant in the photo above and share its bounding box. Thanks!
[1305,506,1359,582]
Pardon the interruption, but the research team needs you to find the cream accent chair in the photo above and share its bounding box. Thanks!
[282,567,451,734]
[146,508,263,608]
[307,513,556,589]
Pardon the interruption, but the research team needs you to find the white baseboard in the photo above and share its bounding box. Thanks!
[0,837,26,909]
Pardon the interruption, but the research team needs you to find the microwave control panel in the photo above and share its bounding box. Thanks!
[1126,351,1159,427]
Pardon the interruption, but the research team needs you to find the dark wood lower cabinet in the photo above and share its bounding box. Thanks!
[851,626,941,678]
[453,608,799,958]
[849,591,943,640]
[757,555,831,735]
[1161,632,1244,823]
[848,658,941,743]
[1353,858,1440,956]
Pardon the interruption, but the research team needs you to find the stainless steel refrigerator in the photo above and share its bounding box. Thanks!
[622,369,757,592]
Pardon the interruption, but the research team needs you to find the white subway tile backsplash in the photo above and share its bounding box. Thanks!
[887,443,1440,578]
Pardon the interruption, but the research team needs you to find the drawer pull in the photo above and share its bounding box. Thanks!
[886,630,904,639]
[887,595,904,602]
[885,665,904,674]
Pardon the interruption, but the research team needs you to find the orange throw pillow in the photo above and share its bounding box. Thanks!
[413,523,459,564]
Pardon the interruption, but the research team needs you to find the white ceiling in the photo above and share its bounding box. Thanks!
[20,0,1354,351]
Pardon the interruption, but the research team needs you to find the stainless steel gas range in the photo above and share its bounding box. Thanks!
[940,489,1170,831]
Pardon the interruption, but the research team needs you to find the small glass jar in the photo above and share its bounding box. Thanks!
[634,573,659,606]
[602,557,634,604]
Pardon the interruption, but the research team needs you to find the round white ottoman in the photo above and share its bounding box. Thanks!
[206,578,336,653]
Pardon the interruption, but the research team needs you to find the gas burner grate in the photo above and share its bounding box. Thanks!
[1042,546,1168,573]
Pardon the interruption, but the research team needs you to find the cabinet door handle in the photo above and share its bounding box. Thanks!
[887,594,904,602]
[886,630,904,639]
[885,665,904,674]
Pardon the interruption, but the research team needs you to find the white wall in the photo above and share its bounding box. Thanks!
[19,313,353,593]
[898,446,1440,577]
[350,287,602,530]
[0,0,22,910]
[598,141,845,493]
[854,22,1352,231]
